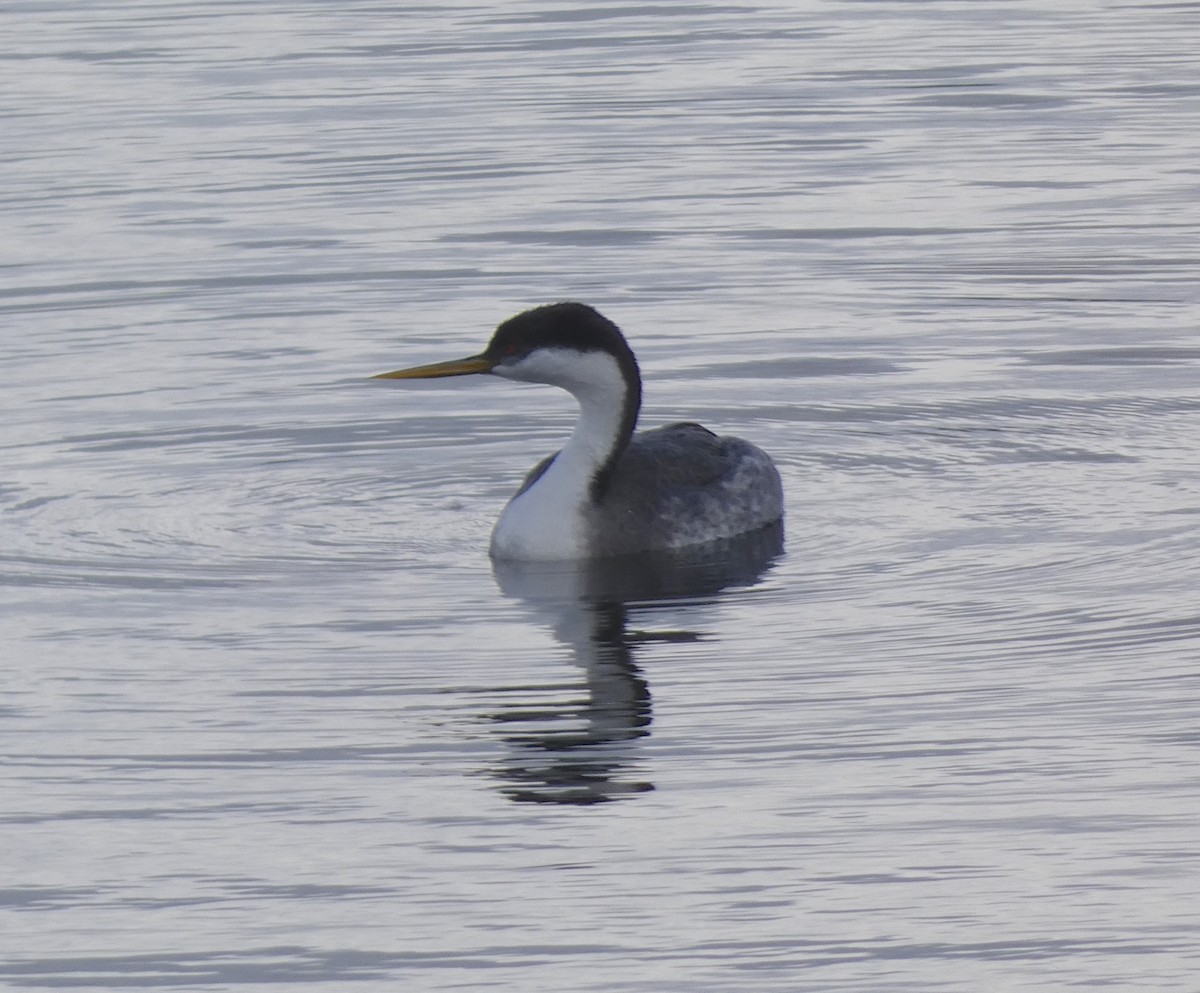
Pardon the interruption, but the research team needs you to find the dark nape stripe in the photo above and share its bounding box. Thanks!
[590,349,641,503]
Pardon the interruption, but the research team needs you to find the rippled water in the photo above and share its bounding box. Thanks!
[3,1,1199,990]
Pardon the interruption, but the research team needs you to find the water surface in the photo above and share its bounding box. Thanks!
[3,1,1199,990]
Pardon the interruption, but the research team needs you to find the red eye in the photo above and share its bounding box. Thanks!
[504,344,518,356]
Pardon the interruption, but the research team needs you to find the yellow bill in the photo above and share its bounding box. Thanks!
[372,356,494,380]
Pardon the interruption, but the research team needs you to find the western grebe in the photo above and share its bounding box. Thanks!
[373,302,784,560]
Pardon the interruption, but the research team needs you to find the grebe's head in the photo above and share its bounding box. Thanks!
[481,303,639,394]
[374,302,640,400]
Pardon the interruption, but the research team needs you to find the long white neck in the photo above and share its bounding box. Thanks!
[489,350,636,560]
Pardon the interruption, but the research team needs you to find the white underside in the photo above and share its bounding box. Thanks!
[489,466,589,559]
[487,349,628,560]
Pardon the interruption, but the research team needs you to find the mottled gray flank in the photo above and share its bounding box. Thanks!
[510,422,784,556]
[588,423,783,556]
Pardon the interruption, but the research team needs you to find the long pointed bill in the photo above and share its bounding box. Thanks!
[372,355,494,380]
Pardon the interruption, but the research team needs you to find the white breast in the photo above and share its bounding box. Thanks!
[489,465,589,559]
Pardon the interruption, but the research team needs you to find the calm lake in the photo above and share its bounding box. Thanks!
[3,1,1199,990]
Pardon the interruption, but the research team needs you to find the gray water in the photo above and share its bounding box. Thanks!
[3,2,1199,990]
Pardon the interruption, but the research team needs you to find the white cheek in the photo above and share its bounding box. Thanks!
[493,350,574,384]
[493,349,625,396]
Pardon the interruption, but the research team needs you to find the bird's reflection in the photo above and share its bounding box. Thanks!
[486,522,783,805]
